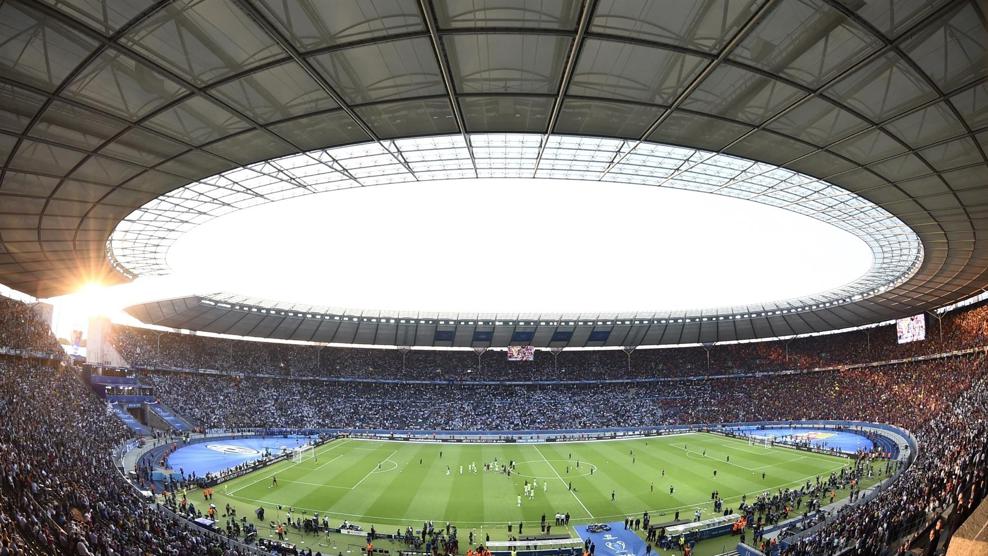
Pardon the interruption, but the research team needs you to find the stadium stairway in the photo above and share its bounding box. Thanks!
[146,402,194,433]
[872,434,900,459]
[110,403,150,436]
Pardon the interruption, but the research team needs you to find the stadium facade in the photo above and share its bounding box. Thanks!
[0,0,984,347]
[0,3,987,555]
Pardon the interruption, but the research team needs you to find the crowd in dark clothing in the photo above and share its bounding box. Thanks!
[0,296,250,555]
[139,353,988,556]
[110,301,988,382]
[0,358,251,555]
[140,355,984,435]
[0,297,62,357]
[0,292,987,555]
[782,372,987,556]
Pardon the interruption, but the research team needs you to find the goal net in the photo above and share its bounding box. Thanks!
[293,444,315,464]
[748,436,772,448]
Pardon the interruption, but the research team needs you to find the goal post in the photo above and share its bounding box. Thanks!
[748,436,772,448]
[293,444,315,464]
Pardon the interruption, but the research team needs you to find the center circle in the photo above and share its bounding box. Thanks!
[511,459,597,480]
[370,460,399,474]
[166,178,872,314]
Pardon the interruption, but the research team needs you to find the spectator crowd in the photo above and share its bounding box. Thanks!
[0,358,252,555]
[141,355,983,437]
[0,292,986,555]
[110,302,988,382]
[0,296,62,357]
[0,294,249,555]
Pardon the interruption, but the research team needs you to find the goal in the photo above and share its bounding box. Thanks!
[293,444,315,464]
[748,436,772,448]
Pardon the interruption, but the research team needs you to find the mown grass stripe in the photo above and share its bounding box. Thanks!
[206,432,879,531]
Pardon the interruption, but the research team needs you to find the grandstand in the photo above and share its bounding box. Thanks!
[0,2,987,556]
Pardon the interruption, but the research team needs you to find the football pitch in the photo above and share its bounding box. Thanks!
[207,432,877,535]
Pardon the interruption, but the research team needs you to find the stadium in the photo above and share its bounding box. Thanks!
[0,1,986,556]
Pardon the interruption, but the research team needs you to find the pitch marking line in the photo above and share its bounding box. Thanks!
[534,445,594,519]
[351,450,398,490]
[512,459,596,480]
[683,447,820,474]
[279,479,353,490]
[314,451,348,471]
[225,462,851,527]
[369,459,399,474]
[227,439,351,496]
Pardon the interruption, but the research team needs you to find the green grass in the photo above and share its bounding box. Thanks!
[200,432,881,549]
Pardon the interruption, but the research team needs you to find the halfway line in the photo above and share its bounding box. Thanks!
[534,445,594,519]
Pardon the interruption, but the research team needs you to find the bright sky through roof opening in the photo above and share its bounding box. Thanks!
[165,179,873,315]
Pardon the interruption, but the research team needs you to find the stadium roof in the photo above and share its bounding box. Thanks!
[1,0,987,347]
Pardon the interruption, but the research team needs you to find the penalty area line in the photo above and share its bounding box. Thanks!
[313,451,348,471]
[227,438,351,496]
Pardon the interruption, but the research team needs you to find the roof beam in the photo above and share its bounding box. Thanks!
[10,0,371,272]
[533,0,596,175]
[600,0,781,178]
[416,0,477,175]
[233,0,417,179]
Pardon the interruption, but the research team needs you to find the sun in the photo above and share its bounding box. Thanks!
[78,282,104,297]
[43,276,200,343]
[46,282,113,342]
[70,281,110,317]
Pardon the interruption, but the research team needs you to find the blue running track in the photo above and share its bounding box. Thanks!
[167,435,315,478]
[727,426,873,453]
[574,523,648,556]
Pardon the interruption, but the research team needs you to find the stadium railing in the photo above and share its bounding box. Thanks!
[776,437,917,554]
[157,502,267,554]
[110,439,268,554]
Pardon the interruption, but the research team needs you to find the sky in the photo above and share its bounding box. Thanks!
[44,178,874,339]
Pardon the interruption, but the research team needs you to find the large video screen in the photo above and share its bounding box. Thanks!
[506,345,535,361]
[896,314,926,344]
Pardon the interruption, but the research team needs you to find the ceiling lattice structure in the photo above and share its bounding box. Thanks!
[1,0,987,346]
[108,134,925,319]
